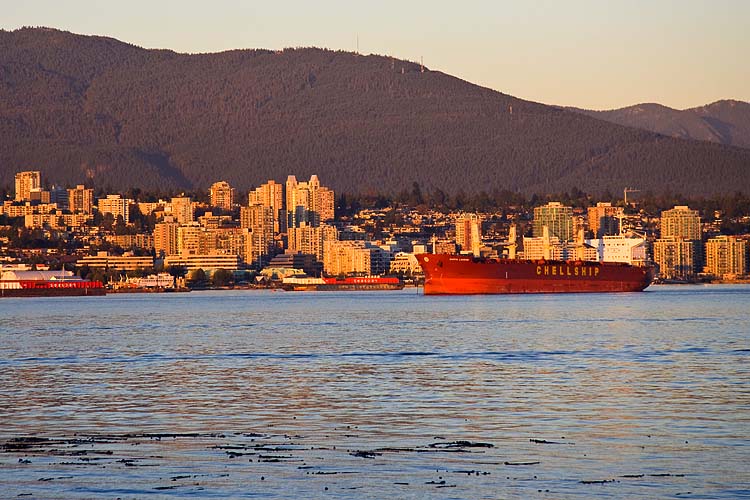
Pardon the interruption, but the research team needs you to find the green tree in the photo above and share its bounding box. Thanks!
[409,181,424,206]
[212,268,233,287]
[114,215,127,235]
[90,268,107,284]
[101,212,115,231]
[166,265,187,278]
[188,268,207,283]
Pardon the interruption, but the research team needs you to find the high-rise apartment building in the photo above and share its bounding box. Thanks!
[522,234,567,261]
[97,194,131,224]
[658,205,703,274]
[587,202,624,237]
[455,213,482,256]
[177,224,205,255]
[241,204,276,267]
[533,202,574,241]
[170,196,194,224]
[14,171,41,202]
[68,184,94,214]
[704,236,747,278]
[285,175,308,228]
[285,175,335,229]
[169,224,255,267]
[154,220,179,257]
[660,205,701,240]
[209,181,235,211]
[249,180,285,233]
[323,240,388,276]
[49,185,69,210]
[309,175,335,223]
[653,238,700,279]
[211,228,253,266]
[288,223,339,262]
[28,188,50,204]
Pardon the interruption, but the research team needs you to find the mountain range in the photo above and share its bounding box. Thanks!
[1,27,749,197]
[570,100,750,150]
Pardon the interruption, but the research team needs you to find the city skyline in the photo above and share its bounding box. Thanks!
[3,1,749,109]
[4,167,749,283]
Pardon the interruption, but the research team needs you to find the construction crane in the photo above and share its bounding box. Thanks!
[624,187,640,206]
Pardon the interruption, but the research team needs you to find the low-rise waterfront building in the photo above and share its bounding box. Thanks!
[163,254,242,273]
[77,252,154,271]
[266,252,322,277]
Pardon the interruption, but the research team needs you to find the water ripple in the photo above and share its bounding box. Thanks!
[1,287,748,499]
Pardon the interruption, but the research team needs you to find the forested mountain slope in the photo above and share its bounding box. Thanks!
[571,100,750,149]
[2,28,749,196]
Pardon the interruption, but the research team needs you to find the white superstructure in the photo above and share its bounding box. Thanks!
[585,234,647,265]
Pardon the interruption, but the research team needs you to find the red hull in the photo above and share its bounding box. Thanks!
[417,254,653,295]
[1,287,106,297]
[282,277,404,291]
[0,280,105,297]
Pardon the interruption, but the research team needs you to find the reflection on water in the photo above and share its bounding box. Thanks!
[1,286,749,498]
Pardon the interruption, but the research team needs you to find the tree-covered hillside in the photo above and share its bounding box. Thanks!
[1,28,749,196]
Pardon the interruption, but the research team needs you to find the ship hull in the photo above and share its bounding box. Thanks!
[0,287,106,297]
[282,283,404,291]
[417,254,653,295]
[281,276,404,291]
[0,279,106,297]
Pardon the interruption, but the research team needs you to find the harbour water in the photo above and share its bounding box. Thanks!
[1,285,749,498]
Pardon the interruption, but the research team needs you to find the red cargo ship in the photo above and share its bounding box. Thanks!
[416,254,653,295]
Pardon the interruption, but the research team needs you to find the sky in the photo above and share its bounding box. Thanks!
[3,0,749,110]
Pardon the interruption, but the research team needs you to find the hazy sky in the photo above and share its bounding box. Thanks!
[4,0,749,109]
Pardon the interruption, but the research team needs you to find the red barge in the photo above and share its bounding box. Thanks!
[0,270,105,297]
[281,276,404,291]
[416,254,653,295]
